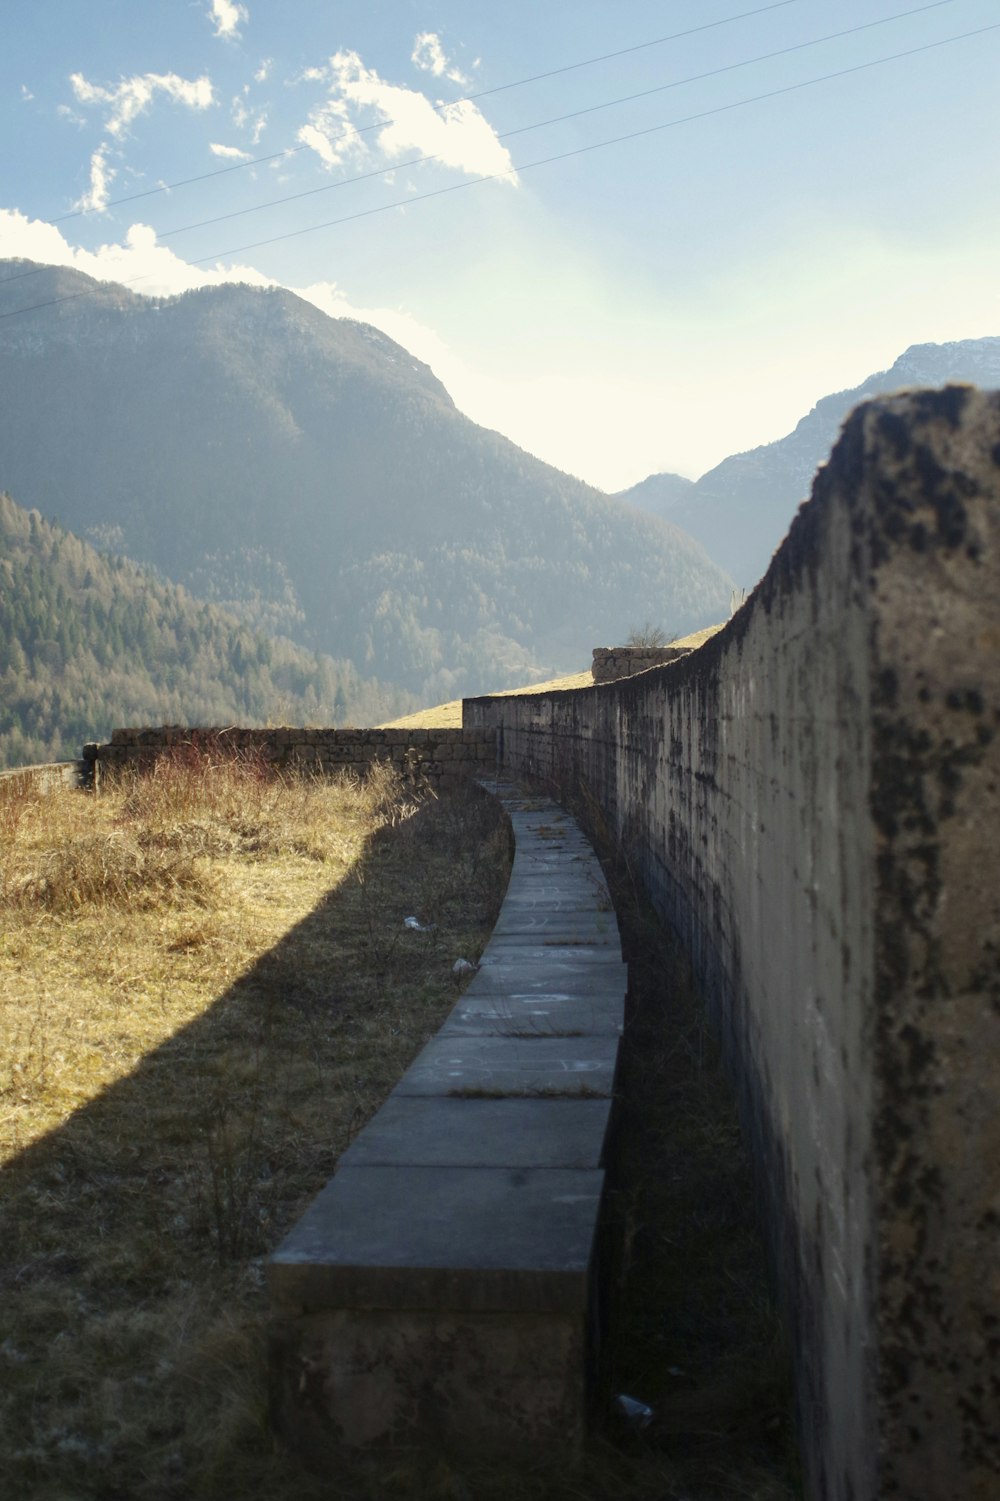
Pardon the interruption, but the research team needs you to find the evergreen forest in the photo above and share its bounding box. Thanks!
[0,492,412,768]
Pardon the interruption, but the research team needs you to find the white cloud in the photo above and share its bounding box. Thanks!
[295,90,361,171]
[75,144,115,213]
[20,85,34,102]
[210,142,253,161]
[298,50,514,181]
[254,59,271,83]
[69,71,214,138]
[0,210,271,298]
[296,122,347,170]
[411,32,469,87]
[231,92,267,142]
[209,0,248,41]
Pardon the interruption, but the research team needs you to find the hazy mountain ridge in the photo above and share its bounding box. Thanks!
[617,337,1000,586]
[0,490,413,768]
[0,261,733,701]
[615,471,695,526]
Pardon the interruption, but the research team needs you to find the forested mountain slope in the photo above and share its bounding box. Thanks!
[0,261,733,701]
[0,492,411,767]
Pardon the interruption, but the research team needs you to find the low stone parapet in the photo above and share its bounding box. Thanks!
[591,645,691,682]
[82,725,496,791]
[267,781,625,1466]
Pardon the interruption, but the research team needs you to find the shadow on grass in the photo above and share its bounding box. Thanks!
[0,782,511,1501]
[2,773,801,1501]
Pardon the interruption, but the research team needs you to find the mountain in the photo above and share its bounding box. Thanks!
[617,338,1000,587]
[0,261,733,701]
[615,471,694,526]
[0,491,412,768]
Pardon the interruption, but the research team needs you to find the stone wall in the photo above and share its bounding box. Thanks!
[83,725,496,791]
[464,388,1000,1501]
[591,644,691,681]
[0,761,82,793]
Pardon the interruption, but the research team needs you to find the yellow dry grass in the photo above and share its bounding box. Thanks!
[380,623,726,730]
[0,754,512,1500]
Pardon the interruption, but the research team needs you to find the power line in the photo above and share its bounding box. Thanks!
[147,1,963,248]
[0,0,958,281]
[41,0,801,228]
[1,20,996,325]
[177,24,1000,263]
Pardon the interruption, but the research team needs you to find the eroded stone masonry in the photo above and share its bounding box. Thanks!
[82,725,495,791]
[590,643,693,681]
[466,388,1000,1501]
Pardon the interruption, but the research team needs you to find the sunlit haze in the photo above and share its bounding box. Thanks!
[2,0,998,487]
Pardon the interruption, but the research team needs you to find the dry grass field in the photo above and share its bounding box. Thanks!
[1,748,800,1501]
[0,754,512,1500]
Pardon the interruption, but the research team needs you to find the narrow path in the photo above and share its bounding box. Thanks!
[267,778,626,1464]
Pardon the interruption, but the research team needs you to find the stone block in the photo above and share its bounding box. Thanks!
[392,1033,619,1099]
[338,1096,613,1170]
[439,990,624,1040]
[269,1163,603,1313]
[269,1304,587,1464]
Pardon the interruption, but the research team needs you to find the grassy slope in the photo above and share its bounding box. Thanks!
[380,624,726,730]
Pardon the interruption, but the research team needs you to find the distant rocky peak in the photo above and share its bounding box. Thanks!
[886,337,1000,388]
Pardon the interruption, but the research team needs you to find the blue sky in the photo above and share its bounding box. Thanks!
[2,0,998,488]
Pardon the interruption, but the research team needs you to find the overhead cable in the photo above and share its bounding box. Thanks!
[148,0,967,247]
[1,20,995,324]
[45,0,804,226]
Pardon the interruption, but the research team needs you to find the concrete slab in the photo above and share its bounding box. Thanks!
[499,866,603,882]
[438,990,624,1038]
[483,930,615,942]
[268,774,625,1469]
[468,949,627,996]
[491,911,619,943]
[500,878,610,905]
[492,876,608,902]
[338,1095,613,1169]
[510,835,592,855]
[268,1164,606,1312]
[392,1033,619,1098]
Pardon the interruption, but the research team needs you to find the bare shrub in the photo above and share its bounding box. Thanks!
[625,621,677,649]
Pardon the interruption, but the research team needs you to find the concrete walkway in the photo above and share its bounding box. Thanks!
[267,780,625,1465]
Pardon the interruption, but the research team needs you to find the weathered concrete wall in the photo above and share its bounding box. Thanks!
[83,725,495,791]
[465,388,1000,1501]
